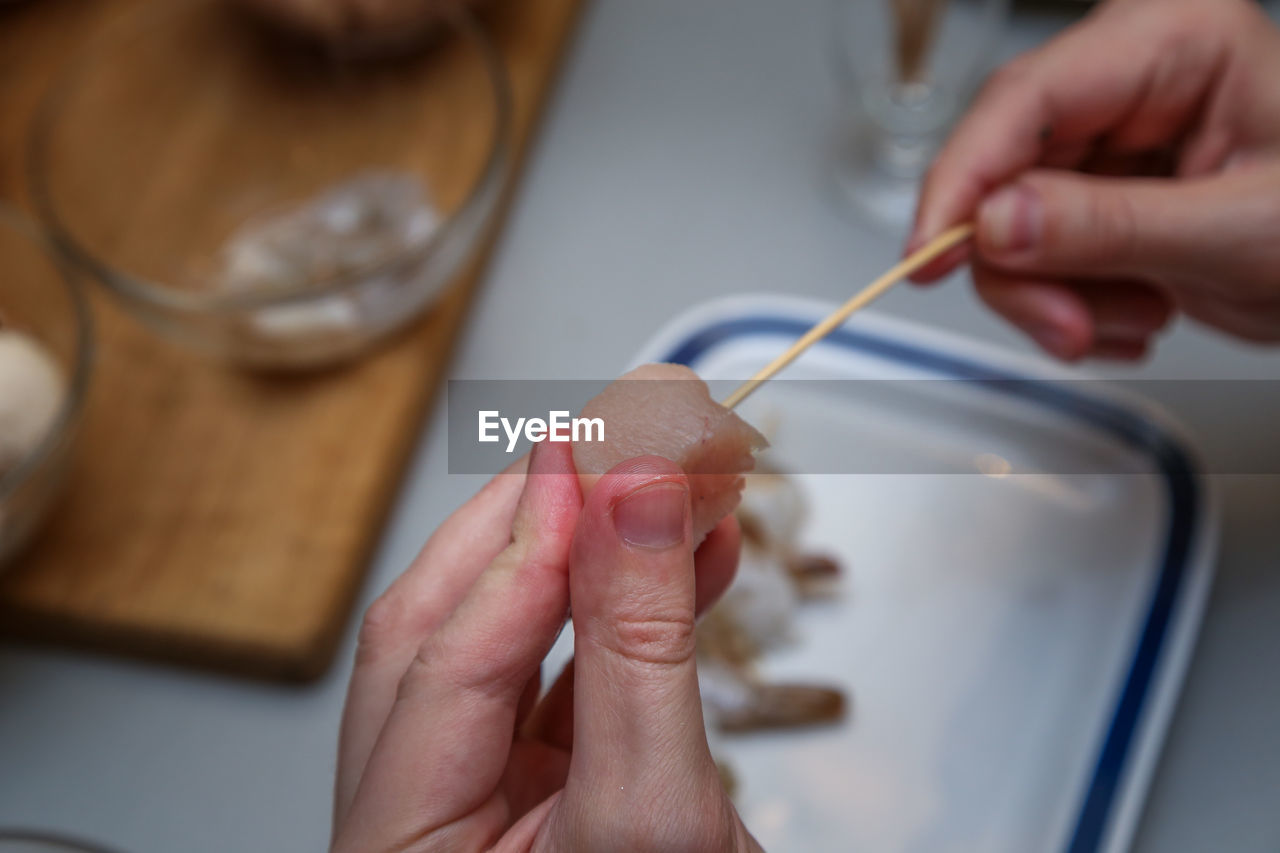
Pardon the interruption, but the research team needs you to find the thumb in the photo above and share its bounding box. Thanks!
[975,169,1241,280]
[562,456,723,830]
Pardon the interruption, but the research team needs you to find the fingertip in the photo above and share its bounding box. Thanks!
[1044,287,1097,361]
[902,229,924,262]
[907,244,972,284]
[512,441,582,565]
[1030,324,1090,362]
[972,269,1093,362]
[693,515,741,616]
[527,437,578,478]
[1027,302,1094,362]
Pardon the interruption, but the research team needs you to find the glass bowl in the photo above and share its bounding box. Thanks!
[0,207,93,568]
[29,0,511,370]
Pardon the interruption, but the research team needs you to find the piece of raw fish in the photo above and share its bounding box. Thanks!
[573,363,767,542]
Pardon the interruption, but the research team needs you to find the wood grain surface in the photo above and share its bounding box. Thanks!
[0,0,584,680]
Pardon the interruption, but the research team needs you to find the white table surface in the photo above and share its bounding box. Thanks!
[3,2,1279,851]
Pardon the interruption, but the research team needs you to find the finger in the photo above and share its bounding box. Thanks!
[1074,279,1175,341]
[974,266,1176,360]
[974,264,1176,361]
[524,658,575,752]
[335,455,528,824]
[908,2,1230,276]
[563,457,722,811]
[973,266,1094,361]
[905,243,973,285]
[335,442,581,851]
[972,168,1277,282]
[693,514,742,616]
[523,515,741,752]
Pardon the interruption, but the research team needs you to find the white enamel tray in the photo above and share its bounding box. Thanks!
[626,295,1217,853]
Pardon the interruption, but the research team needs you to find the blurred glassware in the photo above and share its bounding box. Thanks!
[0,206,93,570]
[29,0,511,370]
[830,0,1009,233]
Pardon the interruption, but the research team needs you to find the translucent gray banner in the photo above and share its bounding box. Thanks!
[446,379,1280,476]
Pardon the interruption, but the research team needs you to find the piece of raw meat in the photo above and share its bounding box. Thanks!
[572,363,767,543]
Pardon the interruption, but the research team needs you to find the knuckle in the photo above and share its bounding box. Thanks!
[395,632,450,702]
[401,619,525,701]
[1038,178,1143,270]
[605,612,697,667]
[354,591,406,665]
[1090,189,1142,268]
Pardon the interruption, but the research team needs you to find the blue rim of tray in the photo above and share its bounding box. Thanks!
[661,315,1200,853]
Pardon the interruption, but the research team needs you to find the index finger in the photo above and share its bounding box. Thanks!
[334,455,529,826]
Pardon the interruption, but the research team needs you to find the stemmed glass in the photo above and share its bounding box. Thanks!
[830,0,1009,233]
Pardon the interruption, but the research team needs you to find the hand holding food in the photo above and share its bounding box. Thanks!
[908,0,1280,360]
[332,368,764,852]
[573,363,768,543]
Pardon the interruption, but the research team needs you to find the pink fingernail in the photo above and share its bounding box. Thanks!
[980,184,1040,253]
[613,483,687,550]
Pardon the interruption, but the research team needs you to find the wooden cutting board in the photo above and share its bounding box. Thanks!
[0,0,584,680]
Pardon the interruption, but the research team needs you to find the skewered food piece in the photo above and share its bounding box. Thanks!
[573,363,768,544]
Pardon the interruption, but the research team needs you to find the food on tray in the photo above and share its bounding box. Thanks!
[698,466,849,738]
[737,470,841,599]
[700,661,846,734]
[0,329,64,478]
[572,363,768,543]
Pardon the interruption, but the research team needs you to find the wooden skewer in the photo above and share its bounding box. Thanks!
[722,223,974,410]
